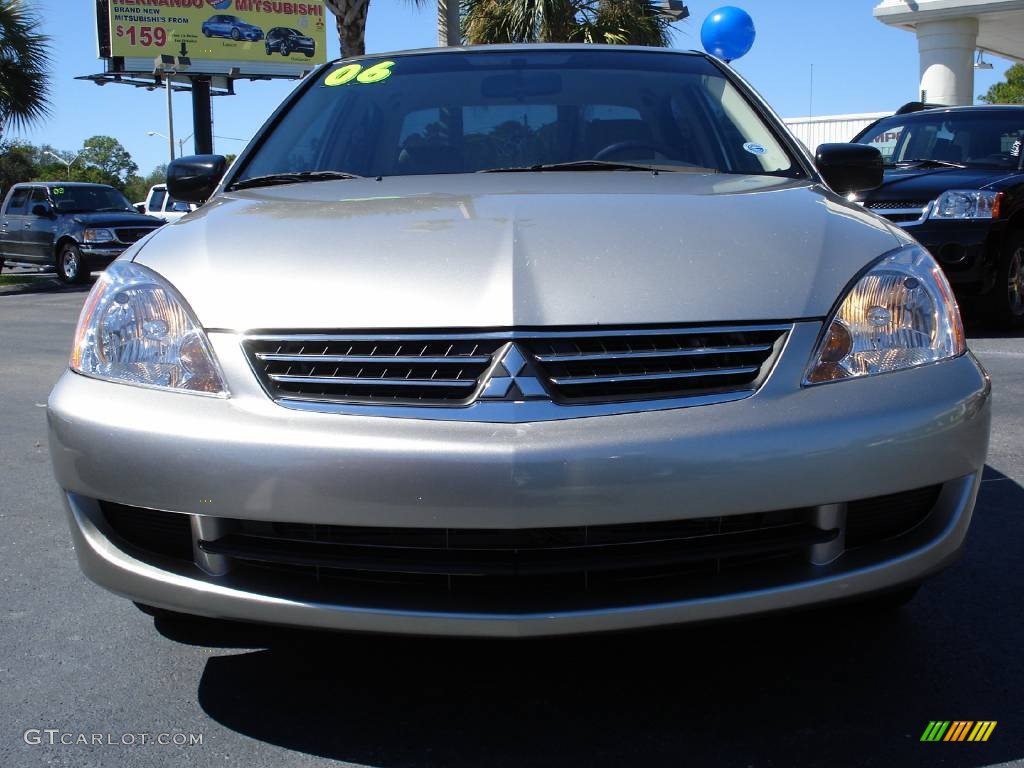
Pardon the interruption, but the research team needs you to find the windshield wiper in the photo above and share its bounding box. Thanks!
[229,170,367,190]
[478,160,716,174]
[893,158,967,169]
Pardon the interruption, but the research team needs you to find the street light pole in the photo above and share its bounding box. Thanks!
[44,150,84,181]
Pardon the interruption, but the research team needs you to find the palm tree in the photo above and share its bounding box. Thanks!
[326,0,449,59]
[324,0,371,57]
[438,0,461,46]
[461,0,676,46]
[0,0,49,137]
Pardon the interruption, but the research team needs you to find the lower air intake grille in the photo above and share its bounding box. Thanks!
[845,485,941,548]
[101,501,193,561]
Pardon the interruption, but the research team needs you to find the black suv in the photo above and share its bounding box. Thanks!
[852,104,1024,327]
[265,27,316,58]
[0,182,163,283]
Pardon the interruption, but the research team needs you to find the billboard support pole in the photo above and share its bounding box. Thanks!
[165,72,176,162]
[192,77,213,156]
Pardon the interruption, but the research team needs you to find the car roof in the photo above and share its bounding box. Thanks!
[326,43,708,66]
[15,181,116,189]
[888,104,1024,116]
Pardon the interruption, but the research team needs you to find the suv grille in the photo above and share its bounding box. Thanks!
[863,200,931,210]
[114,227,158,244]
[861,200,932,225]
[243,326,788,408]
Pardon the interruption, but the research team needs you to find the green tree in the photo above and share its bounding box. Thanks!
[124,164,168,203]
[81,135,139,187]
[0,0,50,136]
[0,138,33,196]
[462,0,675,46]
[980,63,1024,105]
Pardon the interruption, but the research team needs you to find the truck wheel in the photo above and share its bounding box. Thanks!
[992,230,1024,328]
[57,243,88,284]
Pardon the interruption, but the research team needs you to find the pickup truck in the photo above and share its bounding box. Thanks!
[139,183,196,222]
[0,182,163,282]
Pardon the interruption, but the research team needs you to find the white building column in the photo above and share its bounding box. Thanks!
[916,17,979,105]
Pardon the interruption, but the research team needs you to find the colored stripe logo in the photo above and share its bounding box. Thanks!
[921,721,997,742]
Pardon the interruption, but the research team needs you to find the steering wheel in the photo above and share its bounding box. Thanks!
[593,140,674,161]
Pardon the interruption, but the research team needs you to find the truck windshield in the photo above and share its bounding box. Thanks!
[52,186,133,213]
[234,49,801,182]
[857,111,1024,169]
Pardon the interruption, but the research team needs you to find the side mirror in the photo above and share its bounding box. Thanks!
[32,203,53,217]
[815,143,883,195]
[133,203,146,214]
[167,154,228,204]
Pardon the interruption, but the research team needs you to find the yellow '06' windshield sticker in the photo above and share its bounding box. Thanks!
[324,61,396,87]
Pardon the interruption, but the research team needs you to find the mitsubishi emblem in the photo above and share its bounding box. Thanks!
[479,343,549,401]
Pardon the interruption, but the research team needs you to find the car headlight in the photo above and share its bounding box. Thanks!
[70,261,226,395]
[83,228,116,243]
[804,244,965,385]
[930,189,1002,220]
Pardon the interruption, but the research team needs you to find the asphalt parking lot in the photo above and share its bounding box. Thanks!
[1,284,1022,768]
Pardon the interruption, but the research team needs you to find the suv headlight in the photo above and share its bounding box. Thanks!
[83,228,116,243]
[930,189,1001,220]
[70,261,226,395]
[804,244,965,385]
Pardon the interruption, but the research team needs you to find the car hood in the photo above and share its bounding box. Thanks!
[72,211,163,228]
[860,166,1020,202]
[133,173,902,331]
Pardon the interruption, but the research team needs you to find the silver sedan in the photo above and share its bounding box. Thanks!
[48,46,990,637]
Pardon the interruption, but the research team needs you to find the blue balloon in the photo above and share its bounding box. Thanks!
[700,6,756,62]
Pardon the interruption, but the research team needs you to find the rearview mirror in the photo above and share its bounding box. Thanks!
[167,154,228,204]
[815,143,883,195]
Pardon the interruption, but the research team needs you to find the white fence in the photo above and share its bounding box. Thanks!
[783,112,892,152]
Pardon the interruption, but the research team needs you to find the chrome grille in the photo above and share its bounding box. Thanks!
[244,325,788,412]
[245,336,506,404]
[863,200,931,210]
[859,200,932,227]
[530,328,784,403]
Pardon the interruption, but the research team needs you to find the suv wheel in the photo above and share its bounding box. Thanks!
[992,231,1024,328]
[280,42,290,56]
[57,243,88,284]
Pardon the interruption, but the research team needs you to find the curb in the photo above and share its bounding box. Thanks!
[0,277,83,297]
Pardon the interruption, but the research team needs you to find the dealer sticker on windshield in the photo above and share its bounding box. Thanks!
[324,61,396,87]
[743,142,767,156]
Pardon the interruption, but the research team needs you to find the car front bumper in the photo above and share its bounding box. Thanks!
[906,219,1003,293]
[48,322,992,636]
[79,244,125,268]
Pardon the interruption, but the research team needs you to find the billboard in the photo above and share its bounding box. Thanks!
[103,0,328,77]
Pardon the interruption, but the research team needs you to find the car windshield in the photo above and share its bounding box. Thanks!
[234,49,800,181]
[51,186,133,213]
[856,110,1024,169]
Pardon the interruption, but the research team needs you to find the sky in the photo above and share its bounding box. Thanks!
[8,0,1015,176]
